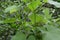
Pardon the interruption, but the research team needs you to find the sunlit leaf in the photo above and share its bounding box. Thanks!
[48,0,60,8]
[28,13,47,24]
[43,0,48,3]
[4,5,18,13]
[43,8,51,19]
[22,0,28,3]
[4,18,17,23]
[28,0,42,11]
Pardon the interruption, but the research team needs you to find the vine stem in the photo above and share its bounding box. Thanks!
[33,11,36,27]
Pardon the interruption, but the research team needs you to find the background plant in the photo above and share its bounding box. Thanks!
[0,0,60,40]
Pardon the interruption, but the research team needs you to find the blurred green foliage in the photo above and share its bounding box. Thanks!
[0,0,60,40]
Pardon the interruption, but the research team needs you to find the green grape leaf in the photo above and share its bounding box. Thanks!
[4,5,18,13]
[28,0,42,11]
[43,0,48,3]
[22,0,28,3]
[11,31,26,40]
[27,35,36,40]
[0,21,4,23]
[4,18,17,23]
[43,8,52,19]
[42,25,60,40]
[28,13,47,24]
